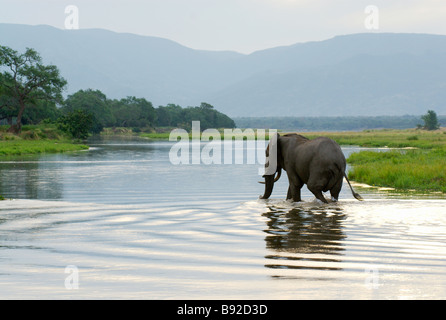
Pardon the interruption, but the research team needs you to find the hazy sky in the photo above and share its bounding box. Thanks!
[1,0,446,53]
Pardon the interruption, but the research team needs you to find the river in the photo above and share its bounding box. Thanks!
[0,137,445,299]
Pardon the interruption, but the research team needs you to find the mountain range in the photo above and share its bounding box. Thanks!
[1,23,446,117]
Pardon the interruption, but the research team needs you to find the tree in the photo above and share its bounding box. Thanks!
[57,109,94,140]
[0,46,67,133]
[155,102,235,130]
[156,104,183,127]
[62,89,114,133]
[0,81,18,125]
[421,110,440,130]
[22,100,61,125]
[110,96,157,127]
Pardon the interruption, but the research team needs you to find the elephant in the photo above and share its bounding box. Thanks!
[259,133,363,203]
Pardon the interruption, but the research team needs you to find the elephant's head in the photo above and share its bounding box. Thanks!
[259,133,282,199]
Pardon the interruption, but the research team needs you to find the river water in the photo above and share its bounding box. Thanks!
[0,137,445,299]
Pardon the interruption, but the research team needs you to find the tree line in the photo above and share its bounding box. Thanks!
[59,89,235,138]
[235,112,445,132]
[0,45,235,138]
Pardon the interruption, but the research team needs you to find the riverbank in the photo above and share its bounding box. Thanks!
[141,126,446,147]
[347,149,446,193]
[304,128,446,149]
[102,127,272,140]
[0,125,89,156]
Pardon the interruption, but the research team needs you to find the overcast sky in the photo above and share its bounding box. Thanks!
[1,0,446,53]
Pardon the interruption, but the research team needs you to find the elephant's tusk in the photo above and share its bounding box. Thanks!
[259,170,281,184]
[273,169,281,182]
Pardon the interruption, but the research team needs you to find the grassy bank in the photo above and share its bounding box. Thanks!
[0,140,89,156]
[304,128,446,149]
[101,127,173,140]
[138,127,446,146]
[101,127,272,140]
[0,125,89,156]
[347,149,446,193]
[140,131,272,140]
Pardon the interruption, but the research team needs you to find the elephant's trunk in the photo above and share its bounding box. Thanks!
[260,174,275,199]
[260,133,280,200]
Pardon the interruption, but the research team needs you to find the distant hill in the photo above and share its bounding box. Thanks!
[1,23,446,117]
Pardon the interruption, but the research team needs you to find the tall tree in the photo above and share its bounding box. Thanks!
[110,96,156,127]
[0,46,67,133]
[63,89,114,132]
[421,110,440,131]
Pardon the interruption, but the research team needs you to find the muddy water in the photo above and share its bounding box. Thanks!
[0,138,445,299]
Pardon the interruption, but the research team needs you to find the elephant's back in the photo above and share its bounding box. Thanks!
[304,137,346,167]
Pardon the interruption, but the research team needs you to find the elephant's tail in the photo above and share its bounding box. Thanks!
[344,172,364,201]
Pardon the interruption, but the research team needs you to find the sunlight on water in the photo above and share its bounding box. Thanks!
[0,139,445,299]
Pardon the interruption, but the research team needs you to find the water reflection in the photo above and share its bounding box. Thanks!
[0,159,64,200]
[263,203,347,271]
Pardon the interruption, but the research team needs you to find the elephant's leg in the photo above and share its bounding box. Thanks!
[330,178,343,202]
[307,178,328,204]
[309,188,328,203]
[287,175,303,202]
[287,185,301,201]
[291,185,302,202]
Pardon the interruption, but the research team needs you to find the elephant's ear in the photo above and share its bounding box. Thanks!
[264,133,278,175]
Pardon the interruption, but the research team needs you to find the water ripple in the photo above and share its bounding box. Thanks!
[1,198,445,299]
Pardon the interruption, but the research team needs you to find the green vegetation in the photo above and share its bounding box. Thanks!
[0,46,66,134]
[139,132,172,140]
[139,128,271,141]
[321,128,446,193]
[157,103,235,130]
[302,128,446,149]
[1,45,235,156]
[0,139,88,156]
[57,109,94,140]
[0,125,88,156]
[347,149,446,193]
[421,110,440,130]
[59,90,235,135]
[235,115,446,132]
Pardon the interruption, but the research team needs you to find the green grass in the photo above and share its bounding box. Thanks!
[0,125,89,156]
[0,140,89,156]
[139,132,172,140]
[303,128,446,149]
[347,148,446,193]
[140,129,271,140]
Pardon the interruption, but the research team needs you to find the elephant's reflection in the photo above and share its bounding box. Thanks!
[263,205,347,271]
